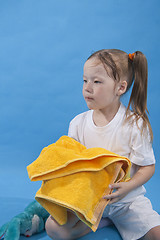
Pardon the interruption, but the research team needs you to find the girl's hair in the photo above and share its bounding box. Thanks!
[87,49,153,141]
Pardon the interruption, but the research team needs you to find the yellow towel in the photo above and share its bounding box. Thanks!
[27,136,131,231]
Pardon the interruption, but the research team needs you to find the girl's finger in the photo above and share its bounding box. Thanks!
[109,183,121,189]
[103,192,119,199]
[103,194,111,199]
[108,198,119,204]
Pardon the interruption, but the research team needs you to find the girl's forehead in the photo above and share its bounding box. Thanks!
[83,58,106,75]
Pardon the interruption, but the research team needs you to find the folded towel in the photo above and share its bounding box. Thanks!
[27,136,131,231]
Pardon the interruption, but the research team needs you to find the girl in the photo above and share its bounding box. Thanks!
[45,49,160,240]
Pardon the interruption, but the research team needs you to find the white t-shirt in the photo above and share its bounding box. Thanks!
[68,103,155,203]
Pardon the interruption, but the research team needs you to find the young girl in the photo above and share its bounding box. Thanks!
[45,49,160,240]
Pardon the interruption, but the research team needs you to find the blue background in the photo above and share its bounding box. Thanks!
[0,1,160,239]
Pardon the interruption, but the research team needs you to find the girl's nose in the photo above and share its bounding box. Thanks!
[84,81,93,93]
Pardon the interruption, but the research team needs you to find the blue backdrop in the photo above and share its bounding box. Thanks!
[0,1,160,239]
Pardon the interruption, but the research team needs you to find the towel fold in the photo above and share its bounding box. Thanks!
[27,136,131,231]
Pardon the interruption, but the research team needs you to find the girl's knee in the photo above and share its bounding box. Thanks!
[45,216,56,238]
[45,216,72,240]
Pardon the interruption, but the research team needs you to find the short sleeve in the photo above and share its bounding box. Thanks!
[67,111,88,143]
[68,118,79,141]
[129,120,155,166]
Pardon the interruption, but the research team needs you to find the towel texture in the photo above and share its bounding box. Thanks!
[27,136,131,231]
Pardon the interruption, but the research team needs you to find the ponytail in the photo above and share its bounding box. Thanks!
[127,51,153,141]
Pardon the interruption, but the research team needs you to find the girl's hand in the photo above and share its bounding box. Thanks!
[103,181,132,204]
[103,164,155,204]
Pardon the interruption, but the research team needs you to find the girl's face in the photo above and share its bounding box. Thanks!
[83,58,122,113]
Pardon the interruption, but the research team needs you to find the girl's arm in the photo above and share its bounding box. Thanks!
[104,164,155,204]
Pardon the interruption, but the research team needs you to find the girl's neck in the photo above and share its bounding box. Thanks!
[92,102,121,127]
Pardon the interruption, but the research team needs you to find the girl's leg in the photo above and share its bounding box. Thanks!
[45,211,91,240]
[140,225,160,240]
[45,211,111,240]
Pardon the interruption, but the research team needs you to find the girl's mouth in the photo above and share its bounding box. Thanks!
[85,97,94,101]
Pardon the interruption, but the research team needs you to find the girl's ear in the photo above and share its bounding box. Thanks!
[117,81,128,96]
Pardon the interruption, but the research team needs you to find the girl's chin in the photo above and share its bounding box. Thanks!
[85,101,101,110]
[86,104,98,110]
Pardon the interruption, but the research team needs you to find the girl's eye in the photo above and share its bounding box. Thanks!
[83,79,87,83]
[94,80,101,84]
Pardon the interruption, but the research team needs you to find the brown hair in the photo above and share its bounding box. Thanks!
[87,49,153,141]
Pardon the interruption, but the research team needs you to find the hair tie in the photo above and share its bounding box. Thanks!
[129,53,135,61]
